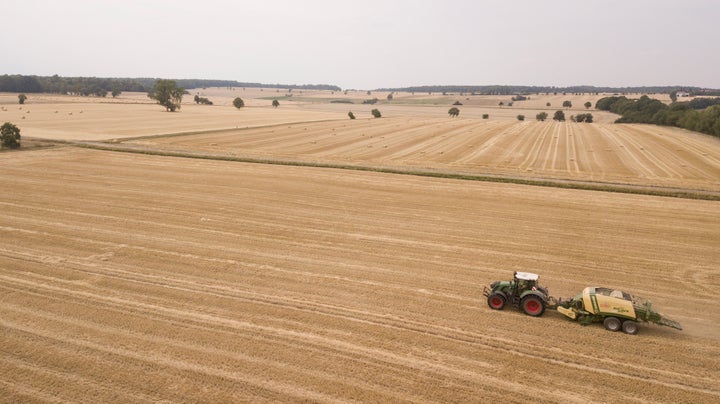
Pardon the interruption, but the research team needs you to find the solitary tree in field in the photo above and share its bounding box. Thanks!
[448,107,460,117]
[575,113,594,123]
[148,79,184,112]
[482,114,489,119]
[1,122,21,149]
[584,101,592,109]
[546,102,551,107]
[193,95,213,105]
[348,111,355,119]
[387,93,393,101]
[498,101,504,107]
[111,88,121,98]
[18,94,27,104]
[233,97,245,108]
[517,114,525,121]
[553,110,566,121]
[272,99,280,108]
[562,100,572,108]
[670,91,678,103]
[536,112,548,121]
[371,108,381,118]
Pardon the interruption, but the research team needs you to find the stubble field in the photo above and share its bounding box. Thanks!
[132,117,720,193]
[1,89,719,402]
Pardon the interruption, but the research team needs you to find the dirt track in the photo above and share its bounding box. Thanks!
[2,148,718,402]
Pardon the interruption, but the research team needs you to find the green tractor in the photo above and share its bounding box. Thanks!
[483,272,550,316]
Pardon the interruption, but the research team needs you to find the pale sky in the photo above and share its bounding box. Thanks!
[2,0,719,90]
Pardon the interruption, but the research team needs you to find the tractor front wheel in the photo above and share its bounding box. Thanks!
[521,295,545,316]
[603,317,622,332]
[621,320,639,335]
[487,292,506,310]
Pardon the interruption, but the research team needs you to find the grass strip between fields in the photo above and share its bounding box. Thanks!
[109,120,342,142]
[75,142,720,201]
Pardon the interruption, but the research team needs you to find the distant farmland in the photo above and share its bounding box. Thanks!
[132,118,720,194]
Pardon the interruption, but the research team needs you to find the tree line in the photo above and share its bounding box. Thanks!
[0,75,146,96]
[376,85,717,96]
[596,95,720,138]
[0,75,341,95]
[4,75,716,98]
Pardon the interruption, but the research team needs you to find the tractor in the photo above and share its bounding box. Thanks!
[483,272,550,316]
[483,272,683,335]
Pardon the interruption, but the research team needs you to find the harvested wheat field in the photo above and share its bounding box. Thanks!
[131,117,720,193]
[0,92,341,141]
[1,147,718,402]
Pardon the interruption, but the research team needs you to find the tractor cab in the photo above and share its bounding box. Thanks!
[483,272,549,316]
[513,271,539,293]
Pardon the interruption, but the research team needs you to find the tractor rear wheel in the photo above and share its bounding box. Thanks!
[603,317,622,332]
[521,295,545,316]
[487,292,506,310]
[621,320,639,335]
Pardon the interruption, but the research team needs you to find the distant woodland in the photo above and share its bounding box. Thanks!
[378,85,720,96]
[4,75,719,97]
[596,95,720,138]
[0,75,341,96]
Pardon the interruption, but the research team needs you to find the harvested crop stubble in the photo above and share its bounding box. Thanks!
[0,148,718,402]
[133,118,720,193]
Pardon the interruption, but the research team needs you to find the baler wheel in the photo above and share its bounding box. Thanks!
[621,320,639,335]
[603,317,622,332]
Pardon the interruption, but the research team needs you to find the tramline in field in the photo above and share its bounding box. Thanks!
[483,272,683,334]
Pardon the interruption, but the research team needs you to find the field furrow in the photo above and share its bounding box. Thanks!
[1,148,718,402]
[132,117,720,192]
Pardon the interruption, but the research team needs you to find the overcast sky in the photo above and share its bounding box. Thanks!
[2,0,718,89]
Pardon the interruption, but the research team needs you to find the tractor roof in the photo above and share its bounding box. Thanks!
[514,272,539,281]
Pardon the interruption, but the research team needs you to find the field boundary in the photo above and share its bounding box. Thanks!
[73,142,720,201]
[106,119,342,142]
